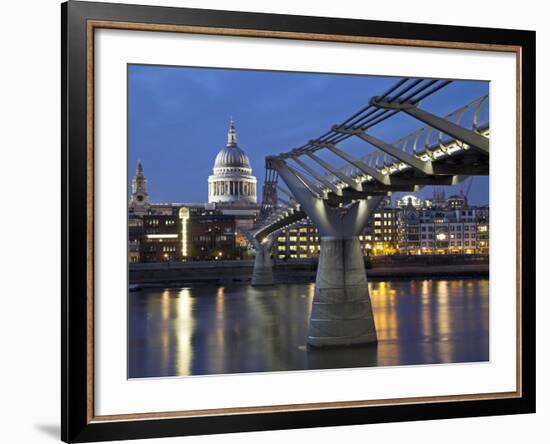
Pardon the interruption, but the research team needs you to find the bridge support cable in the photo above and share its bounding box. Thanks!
[370,98,489,154]
[291,156,342,196]
[334,128,435,175]
[310,142,389,184]
[285,163,325,198]
[306,152,362,191]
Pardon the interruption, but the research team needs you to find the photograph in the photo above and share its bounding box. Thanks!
[0,0,542,442]
[56,1,537,441]
[126,66,490,379]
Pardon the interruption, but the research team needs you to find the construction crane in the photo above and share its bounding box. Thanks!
[461,177,474,207]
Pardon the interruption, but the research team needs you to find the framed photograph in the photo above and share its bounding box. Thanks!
[62,1,535,442]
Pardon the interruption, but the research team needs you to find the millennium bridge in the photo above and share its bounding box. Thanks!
[244,77,489,348]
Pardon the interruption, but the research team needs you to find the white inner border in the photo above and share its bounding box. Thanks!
[95,29,517,416]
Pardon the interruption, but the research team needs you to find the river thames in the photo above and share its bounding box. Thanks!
[128,278,489,378]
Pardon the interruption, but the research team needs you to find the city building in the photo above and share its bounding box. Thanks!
[206,119,259,254]
[128,119,260,263]
[208,118,258,205]
[140,214,182,262]
[474,206,490,255]
[129,161,150,216]
[274,223,320,260]
[396,194,432,209]
[274,193,489,259]
[128,215,143,263]
[398,204,489,255]
[364,200,400,255]
[447,194,467,209]
[188,213,237,260]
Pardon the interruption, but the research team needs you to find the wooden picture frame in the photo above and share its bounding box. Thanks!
[62,1,535,442]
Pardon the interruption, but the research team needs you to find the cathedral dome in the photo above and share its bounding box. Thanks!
[214,145,251,169]
[213,118,251,170]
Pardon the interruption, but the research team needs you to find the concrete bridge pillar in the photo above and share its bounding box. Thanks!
[251,241,274,286]
[308,236,376,347]
[269,158,385,346]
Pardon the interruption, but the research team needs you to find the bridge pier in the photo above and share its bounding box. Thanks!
[268,157,385,347]
[308,236,376,347]
[251,241,274,286]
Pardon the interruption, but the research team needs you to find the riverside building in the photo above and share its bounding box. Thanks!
[128,119,260,263]
[274,193,489,259]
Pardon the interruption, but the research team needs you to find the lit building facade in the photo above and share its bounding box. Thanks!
[396,194,432,209]
[364,203,400,255]
[397,205,489,255]
[128,215,143,263]
[208,118,257,205]
[140,214,182,262]
[188,213,237,260]
[274,223,320,260]
[274,195,489,259]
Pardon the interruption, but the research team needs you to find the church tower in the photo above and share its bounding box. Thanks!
[129,161,151,215]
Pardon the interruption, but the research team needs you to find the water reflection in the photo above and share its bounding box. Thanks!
[175,288,194,376]
[128,278,489,378]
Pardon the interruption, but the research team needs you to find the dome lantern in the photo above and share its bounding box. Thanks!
[227,116,237,147]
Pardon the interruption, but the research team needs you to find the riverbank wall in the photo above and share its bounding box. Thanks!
[129,254,488,286]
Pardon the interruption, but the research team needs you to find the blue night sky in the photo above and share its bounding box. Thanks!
[128,65,489,205]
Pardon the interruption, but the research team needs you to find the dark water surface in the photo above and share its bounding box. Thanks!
[128,279,489,378]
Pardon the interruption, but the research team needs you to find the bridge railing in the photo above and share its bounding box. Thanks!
[323,94,489,186]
